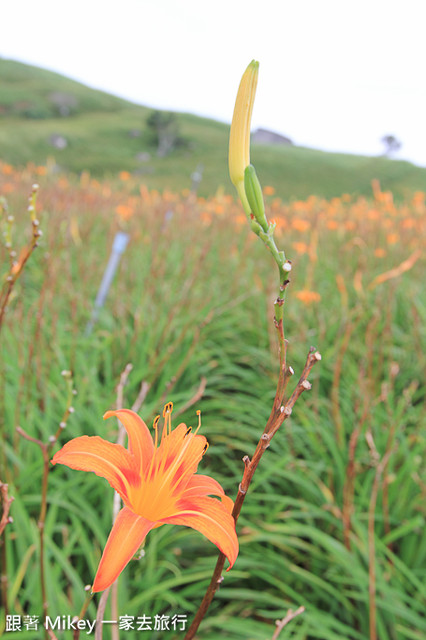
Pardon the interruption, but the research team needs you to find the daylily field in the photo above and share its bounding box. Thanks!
[1,162,425,639]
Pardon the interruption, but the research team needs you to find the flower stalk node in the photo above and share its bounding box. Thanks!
[238,483,247,495]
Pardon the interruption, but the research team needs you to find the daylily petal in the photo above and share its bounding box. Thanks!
[161,496,239,569]
[182,475,234,514]
[92,507,156,592]
[104,409,154,473]
[51,436,140,503]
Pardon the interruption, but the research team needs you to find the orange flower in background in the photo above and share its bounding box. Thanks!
[295,289,321,305]
[1,163,14,175]
[52,403,238,592]
[292,241,309,255]
[292,218,310,233]
[2,182,15,194]
[374,248,386,258]
[263,185,275,196]
[115,203,134,221]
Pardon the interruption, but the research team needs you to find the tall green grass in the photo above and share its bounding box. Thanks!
[0,168,425,639]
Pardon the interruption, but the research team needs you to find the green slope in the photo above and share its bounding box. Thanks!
[1,58,426,199]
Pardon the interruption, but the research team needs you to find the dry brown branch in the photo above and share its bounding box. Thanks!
[16,371,75,640]
[73,586,93,640]
[184,346,321,639]
[116,363,133,421]
[111,362,134,640]
[0,483,14,615]
[173,377,207,419]
[0,482,14,537]
[131,380,150,413]
[108,365,150,640]
[271,606,305,640]
[368,249,421,290]
[0,184,41,333]
[95,587,111,640]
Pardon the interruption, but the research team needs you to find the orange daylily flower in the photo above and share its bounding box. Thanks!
[295,289,321,305]
[52,403,238,592]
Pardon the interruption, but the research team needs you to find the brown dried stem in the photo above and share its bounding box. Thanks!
[0,184,42,333]
[73,587,94,640]
[184,341,321,640]
[17,371,75,640]
[0,481,14,537]
[271,606,305,640]
[97,364,150,640]
[0,481,14,616]
[111,363,133,640]
[173,377,207,419]
[131,380,151,413]
[95,587,111,640]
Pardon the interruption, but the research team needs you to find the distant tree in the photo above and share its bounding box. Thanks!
[381,134,402,157]
[146,110,188,157]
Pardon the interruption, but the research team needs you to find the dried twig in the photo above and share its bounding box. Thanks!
[73,586,93,640]
[0,481,14,537]
[131,380,150,413]
[111,363,134,640]
[100,364,150,640]
[0,185,42,333]
[184,346,321,639]
[271,606,305,640]
[17,371,75,640]
[173,377,207,419]
[0,481,14,617]
[368,248,421,290]
[95,587,111,640]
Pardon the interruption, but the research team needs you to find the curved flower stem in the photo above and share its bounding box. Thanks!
[184,336,321,639]
[16,372,75,640]
[95,588,111,640]
[73,587,93,640]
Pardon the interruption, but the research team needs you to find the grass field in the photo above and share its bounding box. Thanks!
[2,58,426,201]
[0,160,425,639]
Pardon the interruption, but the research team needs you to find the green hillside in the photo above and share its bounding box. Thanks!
[1,57,426,199]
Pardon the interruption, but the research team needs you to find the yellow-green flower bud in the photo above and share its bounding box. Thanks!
[244,164,268,232]
[229,60,259,214]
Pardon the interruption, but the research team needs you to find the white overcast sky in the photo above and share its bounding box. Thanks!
[1,0,425,167]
